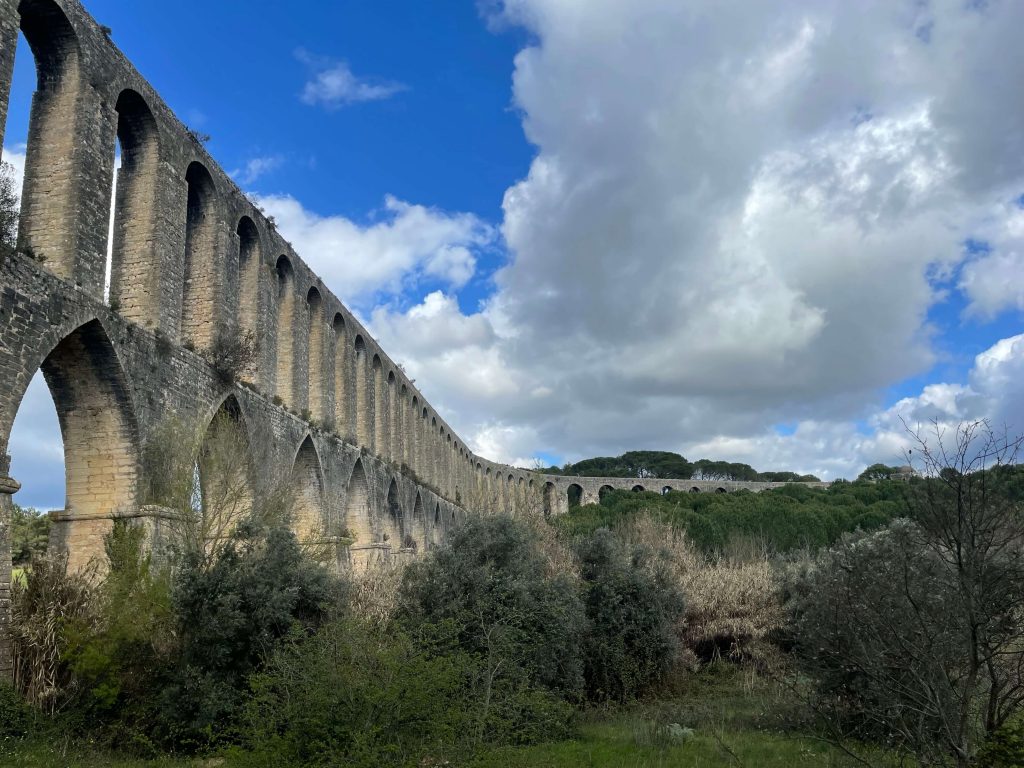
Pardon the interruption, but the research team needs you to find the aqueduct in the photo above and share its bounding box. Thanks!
[0,0,824,678]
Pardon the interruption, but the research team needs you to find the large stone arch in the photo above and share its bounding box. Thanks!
[109,88,160,324]
[15,0,83,284]
[195,393,255,542]
[289,435,326,543]
[3,319,142,573]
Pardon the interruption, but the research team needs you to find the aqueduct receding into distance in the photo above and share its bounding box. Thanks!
[0,0,826,678]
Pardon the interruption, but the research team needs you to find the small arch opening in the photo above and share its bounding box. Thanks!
[332,313,347,434]
[385,478,403,547]
[181,161,218,348]
[108,89,159,320]
[306,286,325,422]
[567,483,583,509]
[354,335,370,447]
[235,216,261,340]
[274,255,295,405]
[11,0,83,282]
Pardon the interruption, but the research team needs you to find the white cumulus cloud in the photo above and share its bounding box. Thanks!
[297,49,405,109]
[370,0,1024,474]
[255,194,495,307]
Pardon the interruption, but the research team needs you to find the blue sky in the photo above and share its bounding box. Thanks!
[5,0,1024,509]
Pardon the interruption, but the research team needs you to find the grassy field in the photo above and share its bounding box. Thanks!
[10,566,27,586]
[0,666,901,768]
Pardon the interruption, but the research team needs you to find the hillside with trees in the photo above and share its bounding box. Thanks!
[540,450,821,482]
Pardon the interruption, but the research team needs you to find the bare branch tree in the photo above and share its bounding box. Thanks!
[788,419,1024,768]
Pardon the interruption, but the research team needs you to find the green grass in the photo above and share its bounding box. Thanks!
[473,665,901,767]
[0,666,905,768]
[11,566,27,587]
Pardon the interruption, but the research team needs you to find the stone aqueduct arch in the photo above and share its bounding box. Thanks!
[0,0,826,678]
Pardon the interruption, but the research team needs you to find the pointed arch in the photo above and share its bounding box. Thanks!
[196,394,254,542]
[432,503,443,548]
[5,319,141,573]
[402,491,423,552]
[344,458,371,545]
[385,477,403,547]
[181,161,219,348]
[109,89,160,322]
[290,435,326,543]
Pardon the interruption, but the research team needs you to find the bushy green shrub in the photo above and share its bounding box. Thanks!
[398,515,586,699]
[977,718,1024,768]
[65,521,172,720]
[244,618,474,767]
[154,522,341,750]
[0,683,34,739]
[575,529,685,702]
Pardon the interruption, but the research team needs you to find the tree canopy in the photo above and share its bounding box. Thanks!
[542,450,821,482]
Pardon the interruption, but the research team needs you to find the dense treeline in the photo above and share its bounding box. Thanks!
[540,449,821,482]
[556,478,910,553]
